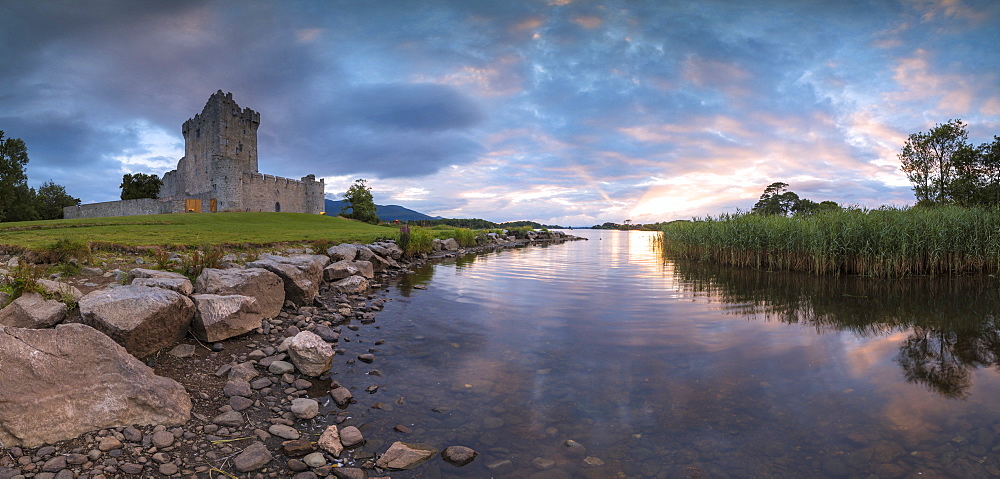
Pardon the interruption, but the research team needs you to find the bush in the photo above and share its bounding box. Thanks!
[453,228,478,247]
[403,227,434,256]
[40,238,91,264]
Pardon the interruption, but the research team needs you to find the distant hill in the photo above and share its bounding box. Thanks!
[325,199,442,222]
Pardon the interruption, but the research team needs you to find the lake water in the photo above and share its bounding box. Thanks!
[327,229,1000,478]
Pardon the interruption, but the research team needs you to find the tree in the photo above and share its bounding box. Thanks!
[899,119,971,205]
[752,182,800,216]
[0,130,31,222]
[120,173,163,200]
[340,179,379,224]
[36,180,81,220]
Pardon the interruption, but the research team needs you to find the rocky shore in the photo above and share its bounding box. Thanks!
[0,231,582,479]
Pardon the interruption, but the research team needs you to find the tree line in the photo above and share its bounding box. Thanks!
[0,131,80,222]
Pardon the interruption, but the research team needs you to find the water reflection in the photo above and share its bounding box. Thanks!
[670,261,1000,399]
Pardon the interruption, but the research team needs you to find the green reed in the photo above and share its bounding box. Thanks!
[660,206,1000,277]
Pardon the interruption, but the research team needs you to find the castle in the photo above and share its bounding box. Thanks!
[64,91,325,219]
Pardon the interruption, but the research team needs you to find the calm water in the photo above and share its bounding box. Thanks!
[326,229,1000,478]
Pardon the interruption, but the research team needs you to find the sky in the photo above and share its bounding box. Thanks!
[1,0,998,226]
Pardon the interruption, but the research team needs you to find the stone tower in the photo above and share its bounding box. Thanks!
[68,90,325,219]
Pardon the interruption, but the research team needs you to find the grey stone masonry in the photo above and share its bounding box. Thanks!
[65,90,324,219]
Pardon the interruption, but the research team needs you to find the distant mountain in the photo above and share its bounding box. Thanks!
[325,199,442,222]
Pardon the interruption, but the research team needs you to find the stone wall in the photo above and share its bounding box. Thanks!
[234,173,324,214]
[64,198,185,220]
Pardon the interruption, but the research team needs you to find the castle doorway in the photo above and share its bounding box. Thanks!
[275,202,281,212]
[209,199,217,213]
[185,199,202,213]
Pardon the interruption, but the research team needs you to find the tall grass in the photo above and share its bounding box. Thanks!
[660,206,1000,277]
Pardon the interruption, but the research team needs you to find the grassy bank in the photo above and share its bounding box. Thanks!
[660,206,1000,277]
[0,212,398,251]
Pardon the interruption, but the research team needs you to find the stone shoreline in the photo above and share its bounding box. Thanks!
[0,231,584,479]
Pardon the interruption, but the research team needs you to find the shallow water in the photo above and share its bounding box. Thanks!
[327,229,1000,478]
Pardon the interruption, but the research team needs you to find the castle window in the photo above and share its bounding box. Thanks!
[196,128,201,139]
[275,202,281,212]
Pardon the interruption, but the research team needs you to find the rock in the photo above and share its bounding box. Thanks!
[332,468,368,479]
[374,442,438,470]
[583,456,604,466]
[375,241,403,259]
[0,293,67,328]
[282,439,315,457]
[246,255,328,306]
[127,268,185,281]
[223,380,252,397]
[313,324,340,342]
[329,387,353,407]
[269,360,296,375]
[228,361,260,382]
[327,244,359,262]
[35,279,83,302]
[290,398,319,419]
[331,276,369,294]
[81,266,104,276]
[212,410,244,427]
[190,294,263,342]
[41,455,67,472]
[287,331,334,377]
[353,261,375,279]
[151,430,175,448]
[441,238,460,251]
[367,253,398,272]
[303,452,326,468]
[533,457,556,470]
[233,441,272,473]
[195,267,285,319]
[441,446,478,466]
[168,343,197,358]
[318,425,344,457]
[269,424,300,440]
[131,277,194,295]
[0,324,191,447]
[336,425,364,448]
[563,439,587,456]
[230,396,254,411]
[354,244,375,261]
[323,260,360,281]
[79,285,194,358]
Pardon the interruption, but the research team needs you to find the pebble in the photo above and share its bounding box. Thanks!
[302,452,326,468]
[330,387,353,407]
[212,410,244,427]
[291,398,320,419]
[269,360,296,375]
[339,426,365,448]
[441,446,478,466]
[233,441,272,473]
[159,462,180,475]
[282,439,315,457]
[97,436,122,451]
[230,395,255,411]
[151,430,175,448]
[268,424,300,440]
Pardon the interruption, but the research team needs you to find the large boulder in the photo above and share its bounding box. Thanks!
[330,276,369,294]
[0,293,67,328]
[0,324,191,447]
[246,255,328,306]
[326,244,359,262]
[368,253,398,272]
[441,238,460,251]
[324,260,361,281]
[195,267,284,319]
[375,442,438,470]
[372,242,403,260]
[190,294,263,342]
[128,268,189,282]
[132,277,194,295]
[287,331,334,377]
[79,285,194,358]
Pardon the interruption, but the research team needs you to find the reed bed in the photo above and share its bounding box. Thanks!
[660,206,1000,277]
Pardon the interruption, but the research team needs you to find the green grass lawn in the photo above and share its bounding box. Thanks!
[0,212,399,250]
